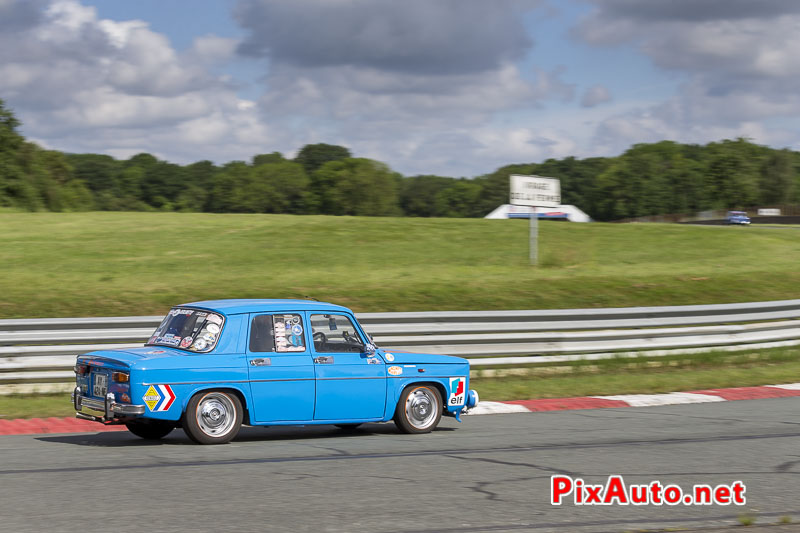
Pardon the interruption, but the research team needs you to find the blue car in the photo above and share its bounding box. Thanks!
[726,211,751,225]
[72,299,479,444]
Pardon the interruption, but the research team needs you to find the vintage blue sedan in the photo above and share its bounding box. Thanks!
[72,299,478,444]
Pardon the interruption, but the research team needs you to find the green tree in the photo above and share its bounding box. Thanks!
[759,149,795,204]
[399,175,455,217]
[312,158,401,216]
[294,143,351,174]
[434,179,482,217]
[251,160,312,213]
[0,100,41,210]
[704,139,762,209]
[252,152,286,166]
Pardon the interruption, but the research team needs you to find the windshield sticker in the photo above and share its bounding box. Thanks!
[448,377,466,406]
[157,335,181,347]
[193,338,209,351]
[206,323,220,334]
[206,314,222,325]
[180,337,192,348]
[169,308,195,317]
[388,366,403,376]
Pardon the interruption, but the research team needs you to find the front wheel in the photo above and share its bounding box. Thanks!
[125,419,175,440]
[183,391,243,444]
[394,384,443,434]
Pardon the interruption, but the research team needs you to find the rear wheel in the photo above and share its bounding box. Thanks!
[183,391,243,444]
[394,384,442,434]
[125,419,175,440]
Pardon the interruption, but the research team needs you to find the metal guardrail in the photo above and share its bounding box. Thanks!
[1,299,800,389]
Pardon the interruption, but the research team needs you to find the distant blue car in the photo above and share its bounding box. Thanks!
[72,299,479,444]
[726,211,751,225]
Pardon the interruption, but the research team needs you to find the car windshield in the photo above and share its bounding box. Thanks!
[146,308,225,353]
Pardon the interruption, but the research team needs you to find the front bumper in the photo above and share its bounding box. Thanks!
[73,386,145,424]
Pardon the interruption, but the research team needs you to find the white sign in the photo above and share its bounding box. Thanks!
[757,208,781,216]
[510,175,561,208]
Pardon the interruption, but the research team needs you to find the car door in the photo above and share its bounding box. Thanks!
[246,313,315,423]
[310,313,386,421]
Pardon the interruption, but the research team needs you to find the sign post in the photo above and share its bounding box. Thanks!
[509,175,561,266]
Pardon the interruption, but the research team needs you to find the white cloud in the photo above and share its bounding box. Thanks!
[1,0,275,166]
[576,0,800,157]
[581,85,611,108]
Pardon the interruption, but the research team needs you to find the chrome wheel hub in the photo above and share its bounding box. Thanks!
[405,388,438,429]
[197,393,235,436]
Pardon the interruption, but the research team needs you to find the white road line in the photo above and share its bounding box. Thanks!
[464,401,531,415]
[767,382,800,390]
[592,392,726,407]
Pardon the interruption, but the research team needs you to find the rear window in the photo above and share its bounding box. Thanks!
[147,308,225,353]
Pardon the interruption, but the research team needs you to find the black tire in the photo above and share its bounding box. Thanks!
[183,390,243,445]
[335,423,362,430]
[393,384,443,434]
[125,419,175,440]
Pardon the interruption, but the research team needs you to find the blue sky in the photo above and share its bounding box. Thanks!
[1,0,797,177]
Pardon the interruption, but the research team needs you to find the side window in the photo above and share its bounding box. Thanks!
[249,315,275,353]
[274,314,306,352]
[310,314,364,353]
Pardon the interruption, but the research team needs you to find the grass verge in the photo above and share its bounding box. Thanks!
[2,212,800,317]
[3,347,800,420]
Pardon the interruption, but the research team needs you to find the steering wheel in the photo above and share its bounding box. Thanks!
[313,331,327,343]
[343,331,361,344]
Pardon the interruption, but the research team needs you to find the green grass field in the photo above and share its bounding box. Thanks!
[1,212,800,318]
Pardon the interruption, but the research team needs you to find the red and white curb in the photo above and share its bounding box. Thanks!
[465,383,800,415]
[2,383,800,435]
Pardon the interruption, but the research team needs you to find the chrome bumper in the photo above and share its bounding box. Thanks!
[73,386,145,424]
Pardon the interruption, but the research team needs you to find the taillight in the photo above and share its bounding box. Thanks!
[74,364,89,375]
[112,372,129,383]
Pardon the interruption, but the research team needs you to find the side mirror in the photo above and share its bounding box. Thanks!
[364,343,377,356]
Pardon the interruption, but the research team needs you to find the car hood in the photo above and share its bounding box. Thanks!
[378,349,468,365]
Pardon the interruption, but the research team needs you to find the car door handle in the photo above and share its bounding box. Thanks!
[250,358,271,366]
[314,356,334,364]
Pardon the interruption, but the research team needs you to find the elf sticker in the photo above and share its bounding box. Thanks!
[143,384,176,412]
[448,377,466,406]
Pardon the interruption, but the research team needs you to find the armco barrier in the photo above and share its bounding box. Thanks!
[1,299,800,390]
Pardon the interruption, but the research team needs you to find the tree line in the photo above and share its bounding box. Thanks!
[1,98,799,221]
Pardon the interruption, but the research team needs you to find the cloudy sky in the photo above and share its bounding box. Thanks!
[1,0,798,177]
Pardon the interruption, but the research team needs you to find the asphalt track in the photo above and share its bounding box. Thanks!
[2,398,800,533]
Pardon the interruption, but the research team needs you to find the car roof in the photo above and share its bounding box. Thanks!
[177,299,353,316]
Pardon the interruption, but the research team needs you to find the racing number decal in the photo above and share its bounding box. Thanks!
[448,377,466,406]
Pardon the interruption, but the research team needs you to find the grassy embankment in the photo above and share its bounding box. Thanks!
[1,212,800,418]
[2,212,800,317]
